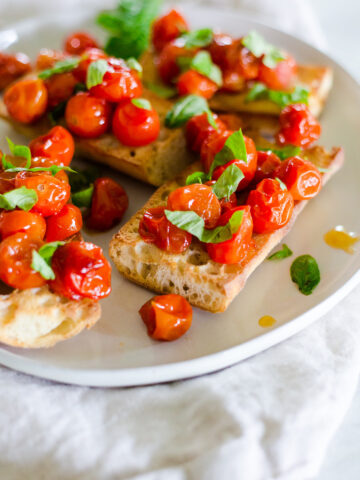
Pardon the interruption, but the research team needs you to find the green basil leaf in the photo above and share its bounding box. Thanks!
[209,128,247,177]
[184,51,222,86]
[2,154,16,170]
[38,241,65,263]
[246,82,309,108]
[290,254,320,295]
[86,59,109,89]
[68,166,101,193]
[72,184,94,208]
[5,138,31,168]
[0,186,38,211]
[145,82,177,99]
[165,209,243,244]
[74,82,87,94]
[38,57,80,80]
[257,145,301,161]
[31,241,65,280]
[131,98,152,110]
[4,165,76,175]
[126,57,143,76]
[268,244,293,260]
[185,171,210,185]
[165,94,216,129]
[180,28,213,48]
[242,30,285,68]
[48,101,67,126]
[97,0,162,59]
[212,163,244,200]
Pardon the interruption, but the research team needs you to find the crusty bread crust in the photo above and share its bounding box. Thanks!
[110,146,344,313]
[0,87,194,186]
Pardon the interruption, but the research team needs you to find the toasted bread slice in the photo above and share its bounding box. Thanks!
[141,50,333,117]
[0,88,194,186]
[110,146,344,313]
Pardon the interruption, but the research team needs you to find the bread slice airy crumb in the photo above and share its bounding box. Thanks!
[109,146,344,313]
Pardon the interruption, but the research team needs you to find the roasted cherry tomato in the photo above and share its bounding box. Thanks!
[46,204,83,241]
[0,171,16,193]
[90,59,142,103]
[139,294,192,341]
[36,48,65,71]
[225,39,260,81]
[87,177,129,230]
[139,206,192,254]
[221,69,246,92]
[276,103,321,148]
[73,48,108,83]
[253,150,282,184]
[167,183,221,229]
[205,180,237,213]
[15,171,70,217]
[112,99,160,147]
[0,211,46,240]
[0,233,46,289]
[157,38,197,84]
[65,92,111,138]
[258,54,297,90]
[4,78,48,124]
[64,31,98,55]
[208,33,234,69]
[45,72,77,107]
[247,178,294,233]
[185,112,225,152]
[177,69,218,99]
[273,156,322,201]
[206,132,258,190]
[49,241,111,301]
[29,126,75,167]
[207,205,253,264]
[152,9,188,52]
[0,52,31,90]
[200,128,232,172]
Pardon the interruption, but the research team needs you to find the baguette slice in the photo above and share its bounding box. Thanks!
[110,146,344,313]
[141,50,333,117]
[0,87,194,186]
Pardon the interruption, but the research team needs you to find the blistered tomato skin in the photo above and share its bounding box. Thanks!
[64,31,98,55]
[0,233,46,289]
[167,183,221,229]
[73,48,108,83]
[4,78,48,124]
[0,211,46,241]
[45,72,77,108]
[0,52,31,90]
[36,48,65,71]
[177,70,218,99]
[276,103,321,148]
[207,206,253,264]
[15,172,71,217]
[253,150,282,184]
[139,294,192,341]
[50,242,111,301]
[208,133,258,191]
[29,126,75,167]
[65,92,112,139]
[185,112,225,153]
[273,156,322,201]
[247,178,294,233]
[139,206,192,254]
[152,9,189,52]
[157,38,197,84]
[112,100,160,147]
[208,33,234,69]
[200,129,233,173]
[46,204,83,242]
[258,55,297,90]
[87,177,129,231]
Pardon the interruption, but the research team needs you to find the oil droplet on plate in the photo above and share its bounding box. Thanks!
[324,226,359,254]
[258,315,276,328]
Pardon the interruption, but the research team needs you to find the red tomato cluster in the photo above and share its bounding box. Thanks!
[0,126,112,301]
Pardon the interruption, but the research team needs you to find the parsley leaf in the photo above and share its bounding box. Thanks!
[208,128,247,177]
[242,31,285,68]
[246,82,309,108]
[257,145,301,161]
[165,209,243,244]
[0,186,38,211]
[165,95,216,129]
[180,28,213,49]
[71,184,94,208]
[38,57,80,80]
[145,82,177,99]
[268,244,293,260]
[178,51,222,86]
[86,59,109,89]
[131,98,152,110]
[290,254,320,295]
[97,0,161,59]
[31,241,65,280]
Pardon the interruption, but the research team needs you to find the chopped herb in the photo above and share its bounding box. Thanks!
[38,57,80,80]
[178,50,222,86]
[126,57,143,75]
[165,95,216,129]
[268,244,293,260]
[71,184,94,208]
[180,28,213,49]
[209,128,247,177]
[211,163,244,200]
[242,31,285,68]
[86,59,109,89]
[257,145,301,161]
[31,241,65,280]
[290,254,320,295]
[0,186,38,211]
[131,98,152,110]
[246,82,309,108]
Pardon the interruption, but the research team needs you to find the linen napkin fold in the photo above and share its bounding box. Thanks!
[0,1,359,480]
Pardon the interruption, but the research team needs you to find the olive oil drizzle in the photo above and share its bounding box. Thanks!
[258,315,276,328]
[324,227,359,254]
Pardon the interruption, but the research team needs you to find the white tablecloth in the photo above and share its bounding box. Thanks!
[0,2,359,479]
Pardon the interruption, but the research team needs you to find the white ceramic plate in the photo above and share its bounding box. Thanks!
[0,6,359,387]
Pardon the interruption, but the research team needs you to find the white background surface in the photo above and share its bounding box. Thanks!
[313,2,360,478]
